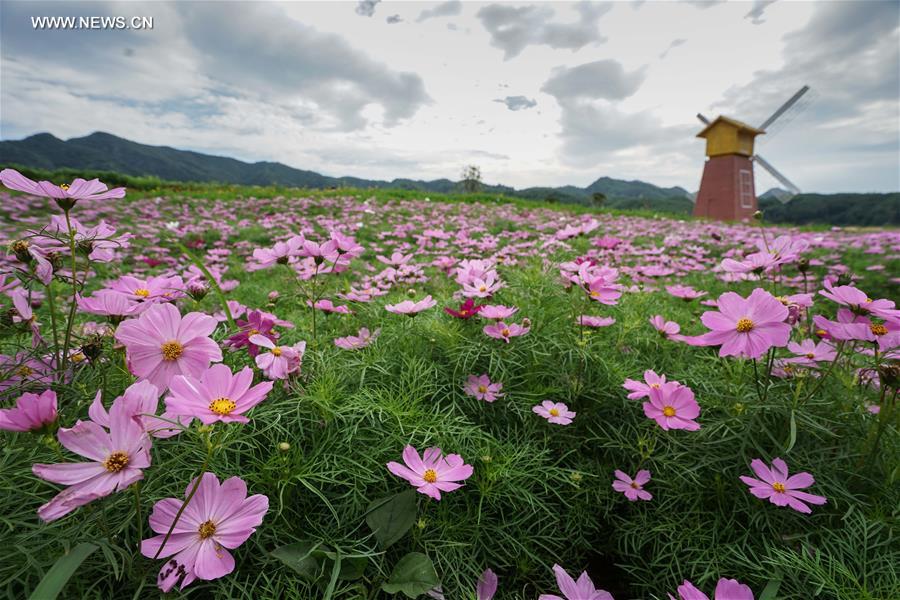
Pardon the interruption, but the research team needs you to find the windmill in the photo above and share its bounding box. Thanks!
[693,85,809,221]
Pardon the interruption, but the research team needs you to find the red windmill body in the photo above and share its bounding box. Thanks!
[693,117,764,221]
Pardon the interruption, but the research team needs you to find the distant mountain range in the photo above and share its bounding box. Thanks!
[0,132,692,202]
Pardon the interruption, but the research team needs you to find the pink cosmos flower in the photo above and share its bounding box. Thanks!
[585,275,622,305]
[643,382,700,431]
[32,396,151,522]
[698,288,791,359]
[0,168,126,206]
[141,473,268,592]
[376,251,413,266]
[650,315,681,337]
[224,310,279,357]
[385,295,437,315]
[334,327,380,350]
[721,251,779,275]
[812,309,872,342]
[248,235,305,270]
[612,469,652,501]
[577,316,616,327]
[478,304,518,321]
[250,335,306,380]
[670,578,754,600]
[165,364,274,425]
[387,445,474,500]
[819,282,900,320]
[115,303,222,392]
[533,401,576,425]
[309,299,353,314]
[463,374,504,402]
[461,272,504,298]
[785,339,837,367]
[477,569,498,600]
[90,380,188,438]
[666,285,707,301]
[622,370,672,400]
[739,458,827,514]
[0,389,57,432]
[8,238,54,285]
[78,290,146,319]
[106,275,185,303]
[538,564,613,600]
[483,321,530,343]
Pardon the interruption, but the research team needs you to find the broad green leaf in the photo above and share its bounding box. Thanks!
[381,552,440,598]
[785,410,797,453]
[271,541,322,578]
[29,542,98,600]
[759,571,783,600]
[365,489,417,549]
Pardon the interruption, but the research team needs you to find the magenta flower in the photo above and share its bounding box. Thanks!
[90,380,188,438]
[165,364,273,425]
[334,327,380,350]
[643,382,700,431]
[0,389,57,432]
[386,445,474,500]
[444,298,485,319]
[141,473,269,592]
[385,295,437,315]
[698,288,791,359]
[477,569,498,600]
[224,310,279,357]
[649,315,681,337]
[483,321,530,343]
[0,168,125,207]
[463,374,504,402]
[612,470,652,501]
[478,304,518,321]
[739,458,827,514]
[670,578,754,600]
[622,370,672,400]
[538,564,613,600]
[115,303,222,392]
[250,335,306,380]
[533,401,576,425]
[577,315,615,327]
[32,396,151,522]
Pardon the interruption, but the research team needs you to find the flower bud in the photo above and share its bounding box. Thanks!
[752,210,763,221]
[406,288,417,298]
[10,240,32,263]
[797,257,810,273]
[277,442,291,452]
[186,280,209,301]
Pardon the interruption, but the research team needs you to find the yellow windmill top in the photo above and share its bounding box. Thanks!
[697,116,765,158]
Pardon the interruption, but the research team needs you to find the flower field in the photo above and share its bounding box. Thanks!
[0,171,898,599]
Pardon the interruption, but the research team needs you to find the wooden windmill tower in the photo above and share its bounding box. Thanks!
[693,86,809,221]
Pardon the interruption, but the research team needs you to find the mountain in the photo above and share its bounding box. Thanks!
[0,132,688,201]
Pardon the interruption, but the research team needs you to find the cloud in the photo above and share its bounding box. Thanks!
[541,60,647,102]
[477,1,612,60]
[355,0,381,18]
[417,1,462,23]
[494,96,537,111]
[744,0,778,25]
[659,38,687,60]
[683,1,725,9]
[386,14,402,24]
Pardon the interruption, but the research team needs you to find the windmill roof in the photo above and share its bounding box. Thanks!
[696,116,765,138]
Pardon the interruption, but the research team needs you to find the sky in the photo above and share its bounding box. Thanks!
[1,0,898,193]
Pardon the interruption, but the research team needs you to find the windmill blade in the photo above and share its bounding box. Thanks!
[758,85,810,131]
[696,112,711,125]
[754,154,801,202]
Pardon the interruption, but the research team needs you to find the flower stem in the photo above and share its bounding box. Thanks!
[59,209,79,376]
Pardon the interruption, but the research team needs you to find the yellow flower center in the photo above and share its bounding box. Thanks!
[870,324,888,336]
[103,451,130,473]
[423,469,438,483]
[59,183,70,191]
[248,329,260,336]
[16,366,34,377]
[11,240,30,252]
[662,406,676,417]
[630,481,640,489]
[198,520,217,539]
[161,340,184,361]
[134,288,151,298]
[549,408,560,416]
[272,347,282,356]
[209,397,236,416]
[772,482,786,493]
[479,285,487,292]
[650,383,661,389]
[590,290,600,297]
[478,385,487,394]
[501,328,511,337]
[71,352,86,363]
[736,318,754,333]
[806,353,815,359]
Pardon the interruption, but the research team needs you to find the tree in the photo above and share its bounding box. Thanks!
[460,165,482,194]
[591,192,606,208]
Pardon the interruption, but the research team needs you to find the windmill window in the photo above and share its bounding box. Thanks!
[739,169,753,208]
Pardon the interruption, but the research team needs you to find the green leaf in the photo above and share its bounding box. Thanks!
[381,552,440,598]
[271,541,323,578]
[785,410,797,453]
[758,571,783,600]
[29,542,98,600]
[271,542,367,582]
[365,489,417,549]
